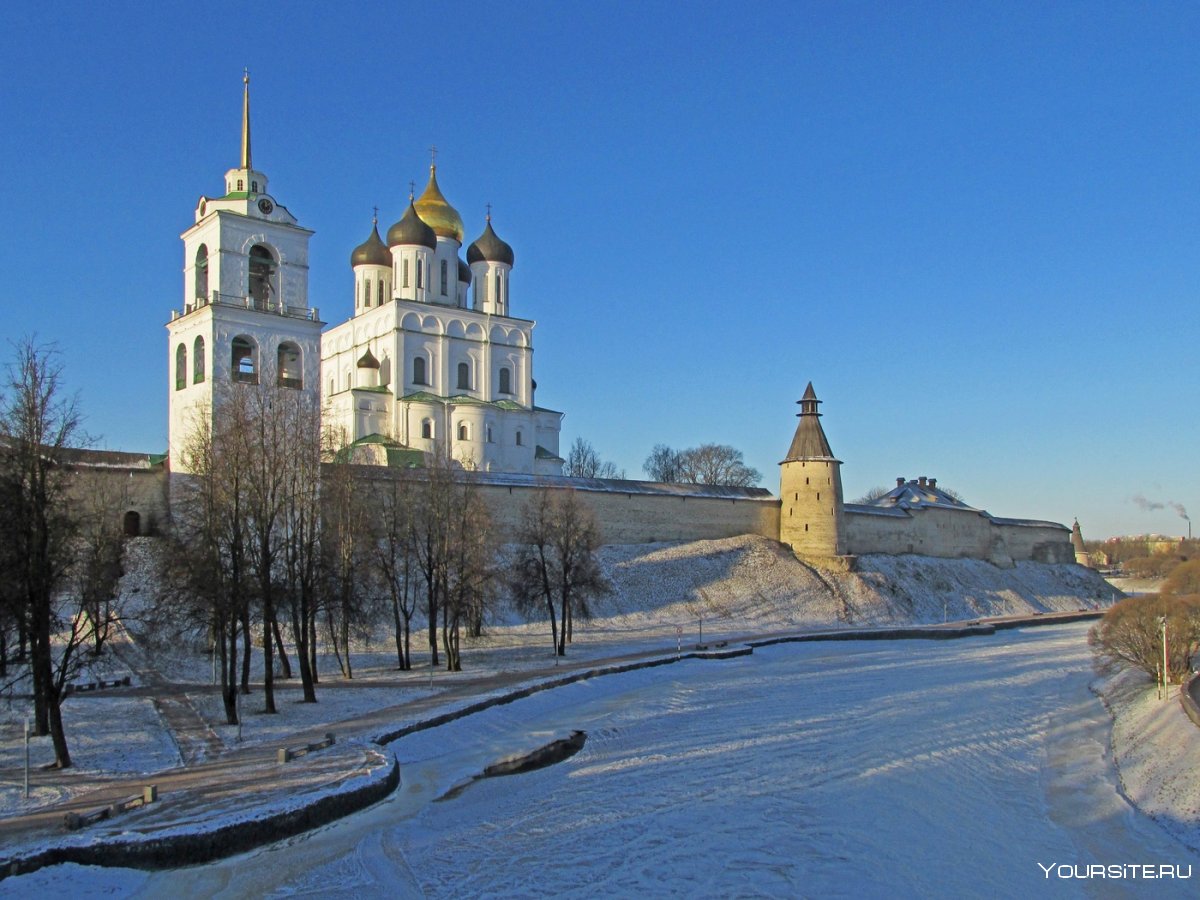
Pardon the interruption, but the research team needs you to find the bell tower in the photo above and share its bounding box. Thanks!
[166,72,323,473]
[779,383,847,564]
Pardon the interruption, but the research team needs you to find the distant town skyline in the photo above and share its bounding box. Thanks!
[2,1,1197,540]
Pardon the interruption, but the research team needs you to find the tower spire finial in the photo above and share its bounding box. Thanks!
[241,69,252,171]
[429,145,438,172]
[485,202,492,223]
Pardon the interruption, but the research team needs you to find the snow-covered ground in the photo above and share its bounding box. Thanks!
[10,622,1198,897]
[0,535,1119,818]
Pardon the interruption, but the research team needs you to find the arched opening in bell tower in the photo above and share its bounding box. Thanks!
[277,342,302,389]
[194,245,209,301]
[248,244,276,309]
[232,336,258,383]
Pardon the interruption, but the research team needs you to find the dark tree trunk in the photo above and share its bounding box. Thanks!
[308,613,318,683]
[47,686,70,769]
[220,613,238,725]
[290,605,316,703]
[239,606,252,694]
[398,592,412,672]
[273,618,292,679]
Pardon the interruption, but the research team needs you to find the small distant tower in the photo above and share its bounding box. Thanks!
[1071,519,1091,568]
[779,383,846,564]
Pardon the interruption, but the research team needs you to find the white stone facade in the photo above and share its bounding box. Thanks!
[169,80,561,477]
[167,150,322,473]
[322,167,562,475]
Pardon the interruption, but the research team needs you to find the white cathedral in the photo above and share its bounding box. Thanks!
[167,76,564,476]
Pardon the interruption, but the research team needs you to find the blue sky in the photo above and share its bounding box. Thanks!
[2,1,1197,540]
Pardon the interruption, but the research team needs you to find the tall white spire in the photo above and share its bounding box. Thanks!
[241,68,252,170]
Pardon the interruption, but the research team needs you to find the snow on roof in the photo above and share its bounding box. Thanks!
[466,471,774,500]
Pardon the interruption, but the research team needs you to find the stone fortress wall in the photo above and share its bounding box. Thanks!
[844,505,1072,566]
[68,458,1071,570]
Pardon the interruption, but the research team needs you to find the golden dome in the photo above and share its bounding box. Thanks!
[413,165,464,243]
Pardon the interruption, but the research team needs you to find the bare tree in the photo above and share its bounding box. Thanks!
[319,458,375,679]
[1090,593,1200,683]
[440,472,494,670]
[407,453,497,671]
[642,443,760,487]
[277,394,325,702]
[564,437,625,479]
[169,398,254,726]
[643,444,683,482]
[676,444,760,487]
[851,486,890,504]
[73,471,127,656]
[509,486,609,656]
[0,338,84,766]
[375,475,419,670]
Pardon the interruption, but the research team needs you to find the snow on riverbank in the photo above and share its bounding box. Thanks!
[0,535,1118,821]
[1099,667,1200,853]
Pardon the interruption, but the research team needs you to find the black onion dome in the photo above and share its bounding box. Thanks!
[386,201,437,250]
[467,218,515,267]
[350,223,391,268]
[458,257,472,284]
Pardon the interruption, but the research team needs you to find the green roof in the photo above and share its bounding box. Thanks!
[353,385,393,394]
[350,432,398,445]
[385,447,426,468]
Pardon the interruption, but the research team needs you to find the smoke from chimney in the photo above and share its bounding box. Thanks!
[1132,494,1164,512]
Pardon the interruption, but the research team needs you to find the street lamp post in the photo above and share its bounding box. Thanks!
[1160,615,1169,698]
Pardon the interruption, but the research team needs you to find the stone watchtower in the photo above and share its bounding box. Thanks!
[1071,519,1092,568]
[779,383,847,566]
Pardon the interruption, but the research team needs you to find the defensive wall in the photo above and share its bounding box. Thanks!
[59,449,170,537]
[62,454,1074,567]
[361,468,783,545]
[844,504,1073,567]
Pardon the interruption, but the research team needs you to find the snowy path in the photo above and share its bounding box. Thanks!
[9,623,1198,897]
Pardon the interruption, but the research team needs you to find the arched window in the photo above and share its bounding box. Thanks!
[515,430,523,446]
[194,245,209,301]
[364,279,372,308]
[378,277,384,304]
[237,179,244,191]
[486,425,493,443]
[498,367,512,394]
[277,342,302,388]
[421,419,433,439]
[440,259,448,295]
[175,343,187,391]
[457,422,469,441]
[193,336,205,384]
[248,244,275,308]
[457,361,470,391]
[231,336,257,383]
[403,259,410,288]
[416,259,424,289]
[251,180,258,193]
[412,356,427,385]
[122,511,141,537]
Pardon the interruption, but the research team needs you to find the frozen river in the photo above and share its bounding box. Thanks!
[18,623,1200,897]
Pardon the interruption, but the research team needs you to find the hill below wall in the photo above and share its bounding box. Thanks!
[539,535,1118,645]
